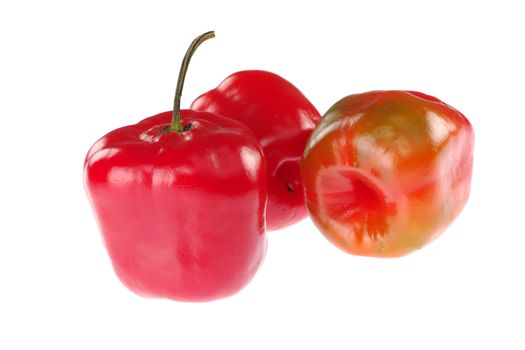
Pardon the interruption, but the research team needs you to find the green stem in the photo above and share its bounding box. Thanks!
[168,31,215,134]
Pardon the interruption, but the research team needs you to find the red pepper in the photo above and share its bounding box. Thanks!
[84,32,267,301]
[301,90,474,257]
[191,70,321,230]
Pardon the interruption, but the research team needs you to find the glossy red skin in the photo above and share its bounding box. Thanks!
[301,91,474,257]
[191,70,321,230]
[84,110,267,301]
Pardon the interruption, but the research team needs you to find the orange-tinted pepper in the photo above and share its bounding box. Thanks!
[301,91,474,257]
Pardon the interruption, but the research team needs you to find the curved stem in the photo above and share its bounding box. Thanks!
[170,31,215,133]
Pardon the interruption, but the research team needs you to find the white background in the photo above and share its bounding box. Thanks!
[1,1,524,349]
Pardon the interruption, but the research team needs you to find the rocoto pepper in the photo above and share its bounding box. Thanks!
[84,32,267,301]
[301,90,474,257]
[191,70,321,230]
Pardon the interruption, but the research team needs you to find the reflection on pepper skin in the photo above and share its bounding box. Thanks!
[301,91,474,257]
